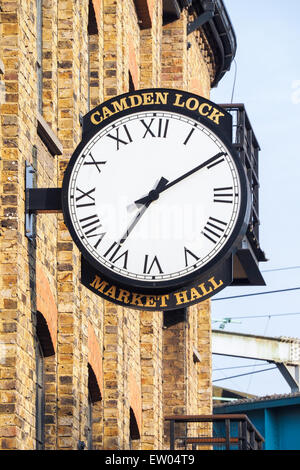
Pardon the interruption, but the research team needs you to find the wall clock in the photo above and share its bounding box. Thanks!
[62,89,250,304]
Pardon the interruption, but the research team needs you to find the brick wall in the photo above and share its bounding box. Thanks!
[0,0,215,450]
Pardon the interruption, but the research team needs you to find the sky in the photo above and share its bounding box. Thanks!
[210,0,300,397]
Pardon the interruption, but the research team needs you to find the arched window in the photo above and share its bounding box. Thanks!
[87,363,102,450]
[129,407,140,449]
[35,310,55,450]
[129,71,135,92]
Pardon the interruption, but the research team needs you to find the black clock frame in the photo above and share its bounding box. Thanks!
[62,88,250,294]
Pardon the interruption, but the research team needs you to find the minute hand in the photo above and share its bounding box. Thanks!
[135,152,227,206]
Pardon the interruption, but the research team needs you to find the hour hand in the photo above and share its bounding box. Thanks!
[135,177,169,206]
[120,177,169,244]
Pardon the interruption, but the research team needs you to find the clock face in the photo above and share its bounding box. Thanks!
[63,108,249,291]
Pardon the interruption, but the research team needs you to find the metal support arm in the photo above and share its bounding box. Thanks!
[187,1,215,35]
[26,188,62,213]
[276,363,300,393]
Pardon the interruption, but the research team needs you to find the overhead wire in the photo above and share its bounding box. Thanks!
[213,363,269,371]
[212,264,300,384]
[212,286,300,301]
[213,366,278,383]
[212,311,300,321]
[262,265,300,273]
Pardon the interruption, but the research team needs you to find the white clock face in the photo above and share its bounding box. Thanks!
[66,110,245,287]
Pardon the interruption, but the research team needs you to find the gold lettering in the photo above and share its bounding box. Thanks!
[145,295,157,308]
[128,94,143,108]
[131,292,144,307]
[189,287,203,302]
[155,92,169,105]
[142,92,154,105]
[116,289,131,304]
[105,285,117,299]
[159,294,170,308]
[207,107,225,125]
[208,276,224,290]
[173,93,185,108]
[90,110,102,125]
[198,281,213,296]
[174,290,189,305]
[90,275,109,293]
[186,97,199,111]
[198,103,211,117]
[102,106,113,120]
[111,98,129,114]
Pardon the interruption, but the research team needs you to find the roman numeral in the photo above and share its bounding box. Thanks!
[75,187,96,208]
[183,127,195,145]
[184,247,199,267]
[202,217,227,244]
[104,242,128,269]
[213,187,233,204]
[83,152,106,173]
[107,124,133,150]
[143,255,163,275]
[140,118,169,138]
[79,214,106,249]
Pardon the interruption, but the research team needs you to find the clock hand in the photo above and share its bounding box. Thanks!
[135,152,227,206]
[119,176,169,245]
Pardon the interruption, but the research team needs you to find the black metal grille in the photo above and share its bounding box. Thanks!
[220,104,266,263]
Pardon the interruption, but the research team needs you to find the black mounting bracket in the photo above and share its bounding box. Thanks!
[26,188,62,214]
[25,162,62,241]
[187,1,215,36]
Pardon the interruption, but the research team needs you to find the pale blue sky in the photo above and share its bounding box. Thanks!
[210,0,300,396]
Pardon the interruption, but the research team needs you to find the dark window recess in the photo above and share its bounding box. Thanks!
[88,363,102,403]
[133,0,153,29]
[88,0,98,35]
[163,0,182,25]
[36,311,55,357]
[35,338,45,450]
[130,408,140,441]
[129,71,135,92]
[87,364,102,450]
[36,0,43,114]
[163,308,187,328]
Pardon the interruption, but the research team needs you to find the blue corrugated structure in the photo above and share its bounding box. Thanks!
[214,392,300,450]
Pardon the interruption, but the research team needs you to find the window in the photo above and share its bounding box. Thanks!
[129,407,140,449]
[35,311,55,450]
[36,0,43,114]
[163,308,187,328]
[87,364,102,450]
[35,338,45,450]
[129,71,135,92]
